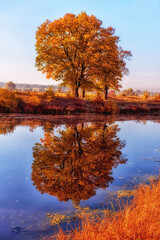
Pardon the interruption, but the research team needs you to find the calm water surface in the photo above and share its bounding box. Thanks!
[0,115,160,240]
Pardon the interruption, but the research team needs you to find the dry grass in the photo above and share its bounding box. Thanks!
[116,94,160,103]
[0,89,160,114]
[51,177,160,240]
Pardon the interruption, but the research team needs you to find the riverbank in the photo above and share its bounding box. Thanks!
[50,176,160,240]
[0,89,160,114]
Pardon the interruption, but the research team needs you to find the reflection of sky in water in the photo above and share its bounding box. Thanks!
[0,120,160,239]
[84,121,160,208]
[115,120,160,178]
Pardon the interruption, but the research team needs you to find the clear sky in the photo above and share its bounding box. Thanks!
[0,0,160,91]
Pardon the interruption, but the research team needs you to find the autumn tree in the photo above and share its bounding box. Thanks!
[92,27,132,99]
[32,123,127,204]
[35,12,131,98]
[5,81,16,91]
[121,88,135,96]
[0,88,19,112]
[44,87,55,102]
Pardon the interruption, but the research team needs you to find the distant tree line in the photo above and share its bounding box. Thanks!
[120,88,160,97]
[0,81,68,92]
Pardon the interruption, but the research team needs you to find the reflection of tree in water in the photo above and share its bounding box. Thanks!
[0,118,56,135]
[32,123,127,204]
[0,116,160,136]
[0,119,19,135]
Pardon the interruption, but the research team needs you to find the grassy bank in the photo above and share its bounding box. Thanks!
[51,177,160,240]
[0,88,160,114]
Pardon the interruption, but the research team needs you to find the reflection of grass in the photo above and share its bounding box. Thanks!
[46,206,112,227]
[116,189,136,198]
[47,213,71,226]
[48,176,160,240]
[142,156,160,162]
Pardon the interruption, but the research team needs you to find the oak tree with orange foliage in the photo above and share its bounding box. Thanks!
[93,27,132,99]
[35,12,131,98]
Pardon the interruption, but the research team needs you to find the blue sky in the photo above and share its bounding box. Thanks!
[0,0,160,91]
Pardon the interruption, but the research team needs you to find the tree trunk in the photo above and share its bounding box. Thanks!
[75,88,79,98]
[74,126,83,157]
[82,89,85,98]
[104,86,109,100]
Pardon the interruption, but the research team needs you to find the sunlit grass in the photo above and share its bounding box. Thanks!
[48,176,160,240]
[0,88,160,114]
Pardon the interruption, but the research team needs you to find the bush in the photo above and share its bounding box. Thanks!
[142,90,150,99]
[44,88,56,102]
[153,93,160,100]
[0,88,19,112]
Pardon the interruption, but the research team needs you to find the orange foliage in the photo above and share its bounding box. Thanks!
[0,88,159,114]
[35,12,131,98]
[0,88,19,112]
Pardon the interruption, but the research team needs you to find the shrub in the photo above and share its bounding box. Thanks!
[142,90,150,99]
[44,87,56,102]
[0,88,19,112]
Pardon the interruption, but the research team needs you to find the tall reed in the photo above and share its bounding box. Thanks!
[53,177,160,240]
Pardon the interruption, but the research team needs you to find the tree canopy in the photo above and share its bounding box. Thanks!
[35,12,131,98]
[0,88,19,112]
[5,81,16,91]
